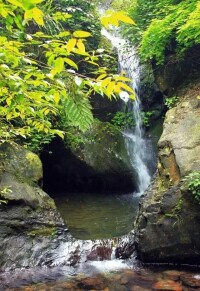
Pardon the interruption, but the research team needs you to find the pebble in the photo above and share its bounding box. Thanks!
[153,279,183,291]
[162,270,182,281]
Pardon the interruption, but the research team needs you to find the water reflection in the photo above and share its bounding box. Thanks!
[53,192,140,240]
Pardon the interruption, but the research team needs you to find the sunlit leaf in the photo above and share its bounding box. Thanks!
[101,77,111,87]
[64,57,78,70]
[66,38,77,53]
[73,31,91,38]
[57,31,70,38]
[77,39,85,53]
[118,82,134,93]
[100,11,135,27]
[32,7,44,26]
[96,73,107,81]
[107,81,116,96]
[6,0,23,8]
[115,12,135,25]
[73,48,89,56]
[55,57,64,73]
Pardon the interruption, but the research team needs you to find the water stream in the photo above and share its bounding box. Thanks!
[101,28,152,194]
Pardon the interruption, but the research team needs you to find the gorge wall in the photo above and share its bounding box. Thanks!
[135,73,200,264]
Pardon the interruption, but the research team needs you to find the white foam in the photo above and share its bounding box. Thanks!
[89,259,129,272]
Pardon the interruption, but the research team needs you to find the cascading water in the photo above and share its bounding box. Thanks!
[101,29,151,194]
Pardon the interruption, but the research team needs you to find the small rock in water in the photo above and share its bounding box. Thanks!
[86,246,112,261]
[153,279,183,290]
[130,286,150,291]
[115,243,135,259]
[162,270,181,281]
[77,276,105,290]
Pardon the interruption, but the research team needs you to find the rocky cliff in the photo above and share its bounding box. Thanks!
[135,78,200,264]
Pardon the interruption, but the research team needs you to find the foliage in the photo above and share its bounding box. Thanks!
[0,186,11,204]
[183,171,200,202]
[111,0,132,11]
[23,130,54,153]
[164,96,179,109]
[141,111,155,127]
[61,89,94,132]
[140,0,199,64]
[110,111,135,130]
[100,10,135,27]
[110,110,154,130]
[124,0,200,64]
[52,0,101,52]
[0,0,135,147]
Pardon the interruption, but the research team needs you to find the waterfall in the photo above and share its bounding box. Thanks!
[102,29,151,194]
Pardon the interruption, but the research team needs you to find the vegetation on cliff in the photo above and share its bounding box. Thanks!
[115,0,200,64]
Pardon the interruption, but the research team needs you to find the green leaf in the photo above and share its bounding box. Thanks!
[6,0,24,8]
[64,58,78,70]
[54,57,64,73]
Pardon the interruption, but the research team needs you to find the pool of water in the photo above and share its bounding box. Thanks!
[53,192,140,240]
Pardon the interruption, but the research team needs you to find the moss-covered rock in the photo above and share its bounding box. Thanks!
[0,142,72,271]
[0,142,56,209]
[73,121,131,173]
[0,142,42,186]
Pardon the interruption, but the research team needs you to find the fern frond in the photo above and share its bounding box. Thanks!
[62,92,94,132]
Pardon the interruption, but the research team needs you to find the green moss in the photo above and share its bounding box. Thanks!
[164,198,183,225]
[156,175,167,194]
[27,226,57,237]
[26,152,41,167]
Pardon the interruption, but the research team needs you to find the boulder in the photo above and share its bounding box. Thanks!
[0,142,72,271]
[134,80,200,264]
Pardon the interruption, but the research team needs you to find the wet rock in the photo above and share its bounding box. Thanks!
[135,80,200,264]
[0,142,76,271]
[87,246,112,261]
[130,286,150,291]
[115,242,135,260]
[115,230,135,259]
[162,270,181,281]
[77,276,105,290]
[180,274,200,288]
[139,62,164,117]
[56,281,77,290]
[153,279,183,290]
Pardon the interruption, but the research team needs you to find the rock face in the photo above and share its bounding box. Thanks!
[139,62,164,116]
[42,121,136,193]
[0,142,71,271]
[135,80,200,263]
